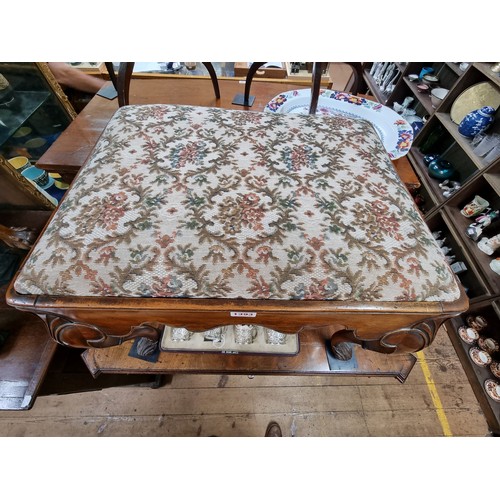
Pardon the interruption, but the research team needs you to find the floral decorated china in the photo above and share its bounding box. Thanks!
[478,336,499,354]
[423,74,440,85]
[466,315,488,331]
[490,361,500,379]
[458,325,479,344]
[469,347,492,367]
[265,89,413,160]
[484,379,500,402]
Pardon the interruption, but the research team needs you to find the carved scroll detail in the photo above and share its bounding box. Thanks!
[330,318,443,361]
[379,319,440,353]
[43,314,163,349]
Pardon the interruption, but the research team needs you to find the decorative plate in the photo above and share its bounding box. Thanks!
[450,82,500,124]
[458,325,479,344]
[484,379,500,403]
[469,347,492,367]
[264,89,413,160]
[490,361,500,379]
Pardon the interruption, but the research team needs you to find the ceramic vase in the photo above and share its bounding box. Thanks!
[419,67,434,80]
[458,106,496,138]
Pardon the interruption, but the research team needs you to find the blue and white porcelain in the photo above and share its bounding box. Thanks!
[405,115,424,135]
[458,106,495,138]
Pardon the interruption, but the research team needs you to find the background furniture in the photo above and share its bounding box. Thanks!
[0,62,76,208]
[361,62,500,434]
[238,62,363,111]
[0,62,76,409]
[115,62,220,107]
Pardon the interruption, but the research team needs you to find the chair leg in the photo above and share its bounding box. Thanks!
[117,62,134,107]
[201,62,220,99]
[344,62,364,95]
[244,62,266,106]
[104,62,118,91]
[309,62,326,115]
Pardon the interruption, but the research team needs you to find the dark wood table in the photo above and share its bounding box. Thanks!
[38,78,420,189]
[37,78,311,181]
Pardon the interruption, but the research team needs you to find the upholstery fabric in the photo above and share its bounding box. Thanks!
[14,104,461,302]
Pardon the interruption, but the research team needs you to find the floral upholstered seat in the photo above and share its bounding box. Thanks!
[14,104,461,303]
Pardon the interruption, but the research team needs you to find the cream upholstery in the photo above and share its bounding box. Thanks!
[14,104,461,302]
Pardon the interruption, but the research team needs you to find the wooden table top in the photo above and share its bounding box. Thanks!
[37,78,311,175]
[38,77,420,189]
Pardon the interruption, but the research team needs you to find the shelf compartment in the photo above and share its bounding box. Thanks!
[445,62,466,76]
[410,125,480,206]
[484,169,500,198]
[402,78,434,115]
[474,63,500,87]
[436,112,495,170]
[438,65,500,128]
[407,148,441,213]
[446,304,500,435]
[362,68,388,104]
[426,211,492,301]
[443,198,500,295]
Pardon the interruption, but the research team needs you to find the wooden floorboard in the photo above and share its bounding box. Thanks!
[0,326,490,437]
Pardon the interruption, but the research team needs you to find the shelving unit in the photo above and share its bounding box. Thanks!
[363,62,500,434]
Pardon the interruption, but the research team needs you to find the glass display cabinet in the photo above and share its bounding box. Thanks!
[0,62,75,209]
[0,62,75,410]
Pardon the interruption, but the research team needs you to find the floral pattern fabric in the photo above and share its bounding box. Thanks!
[14,104,461,302]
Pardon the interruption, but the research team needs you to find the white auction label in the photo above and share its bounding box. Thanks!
[230,311,257,318]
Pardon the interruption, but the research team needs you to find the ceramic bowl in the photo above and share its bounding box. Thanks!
[7,156,31,173]
[408,74,419,82]
[490,361,500,379]
[430,88,449,109]
[458,325,479,345]
[466,315,488,331]
[484,379,500,402]
[477,336,500,354]
[428,159,456,180]
[469,346,492,367]
[417,84,430,93]
[22,166,50,188]
[423,74,440,86]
